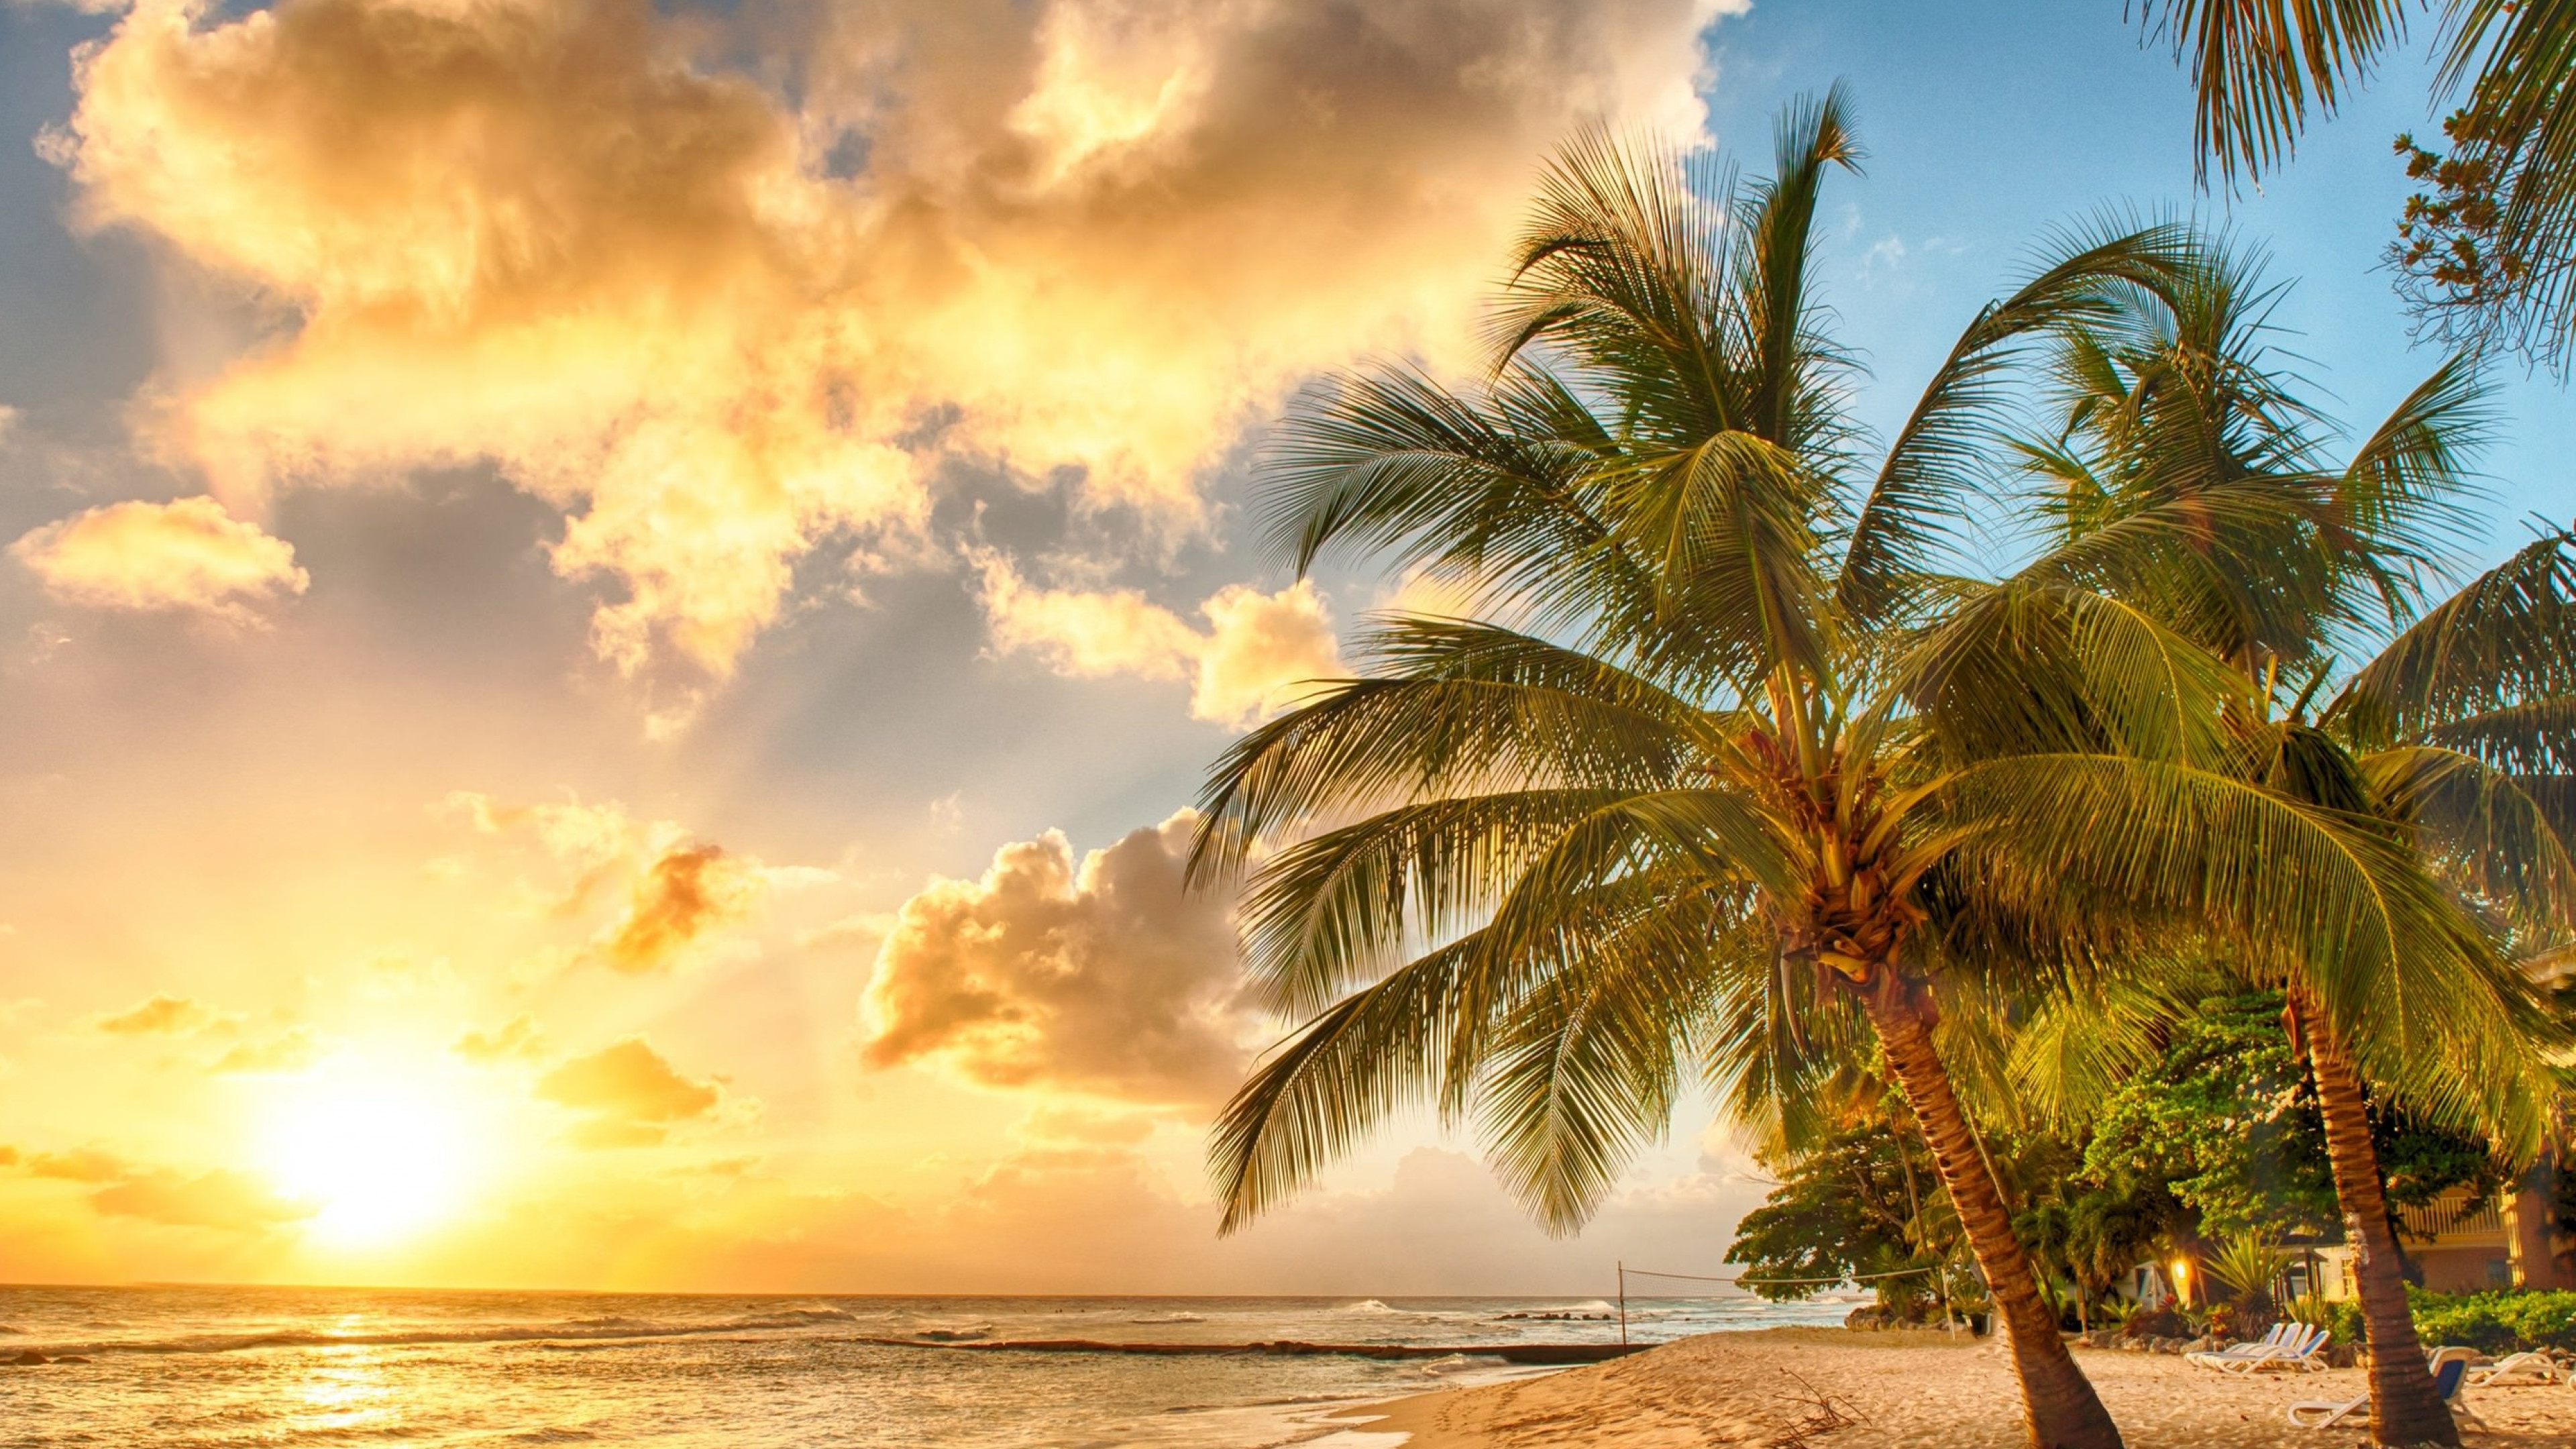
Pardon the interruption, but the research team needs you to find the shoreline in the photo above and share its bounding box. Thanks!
[1308,1326,2576,1448]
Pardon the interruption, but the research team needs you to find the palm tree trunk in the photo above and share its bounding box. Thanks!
[2288,983,2459,1449]
[1863,986,2125,1449]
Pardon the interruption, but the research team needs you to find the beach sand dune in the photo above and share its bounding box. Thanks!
[1344,1328,2576,1448]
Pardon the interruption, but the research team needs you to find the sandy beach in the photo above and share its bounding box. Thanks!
[1333,1328,2576,1448]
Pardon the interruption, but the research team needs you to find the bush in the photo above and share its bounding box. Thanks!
[2332,1288,2576,1352]
[2410,1288,2576,1352]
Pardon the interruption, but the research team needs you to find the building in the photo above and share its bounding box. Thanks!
[2304,1177,2572,1298]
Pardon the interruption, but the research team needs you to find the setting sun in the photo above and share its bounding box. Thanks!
[259,1067,475,1245]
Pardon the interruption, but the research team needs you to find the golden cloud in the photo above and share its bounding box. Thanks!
[861,810,1248,1104]
[978,557,1342,727]
[12,497,307,616]
[536,1037,722,1147]
[89,994,231,1036]
[441,793,785,969]
[23,1148,125,1183]
[453,1014,547,1065]
[209,1027,323,1075]
[590,844,765,974]
[52,0,1727,676]
[90,1168,315,1232]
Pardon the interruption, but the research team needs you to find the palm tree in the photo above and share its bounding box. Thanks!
[1186,92,2510,1449]
[2015,242,2572,1444]
[2136,0,2576,370]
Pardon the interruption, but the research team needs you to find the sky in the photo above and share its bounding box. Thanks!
[0,0,2567,1295]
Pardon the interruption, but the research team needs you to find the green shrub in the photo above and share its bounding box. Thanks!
[2334,1287,2576,1352]
[2410,1287,2576,1352]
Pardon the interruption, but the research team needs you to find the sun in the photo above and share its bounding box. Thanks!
[258,1063,476,1246]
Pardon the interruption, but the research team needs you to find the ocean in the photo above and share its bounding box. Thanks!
[0,1285,1864,1446]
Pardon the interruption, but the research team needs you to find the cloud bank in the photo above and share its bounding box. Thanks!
[49,0,1727,676]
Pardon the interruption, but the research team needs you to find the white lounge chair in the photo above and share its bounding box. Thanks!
[2186,1322,2297,1369]
[2216,1324,2331,1373]
[2467,1348,2559,1386]
[2290,1356,2485,1430]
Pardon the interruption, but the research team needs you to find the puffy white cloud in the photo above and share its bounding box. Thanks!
[978,556,1342,727]
[861,810,1249,1104]
[50,0,1728,676]
[536,1037,724,1148]
[12,497,307,616]
[1189,581,1346,726]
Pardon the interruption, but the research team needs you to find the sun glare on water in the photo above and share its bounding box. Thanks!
[260,1065,476,1246]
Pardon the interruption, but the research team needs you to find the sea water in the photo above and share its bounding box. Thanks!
[0,1285,1858,1446]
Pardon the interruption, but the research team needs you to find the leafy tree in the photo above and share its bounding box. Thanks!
[1725,1124,1942,1304]
[2080,991,2336,1240]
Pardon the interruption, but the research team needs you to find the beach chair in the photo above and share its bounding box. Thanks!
[2186,1322,2296,1370]
[2469,1348,2560,1387]
[2216,1324,2331,1373]
[2289,1357,2487,1430]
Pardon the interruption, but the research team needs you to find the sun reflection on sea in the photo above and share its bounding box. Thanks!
[290,1346,398,1434]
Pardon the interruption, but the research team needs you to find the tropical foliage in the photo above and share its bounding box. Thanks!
[2077,992,2334,1242]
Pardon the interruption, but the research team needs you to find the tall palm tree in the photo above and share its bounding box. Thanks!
[2136,0,2576,370]
[1187,93,2513,1449]
[2017,243,2571,1445]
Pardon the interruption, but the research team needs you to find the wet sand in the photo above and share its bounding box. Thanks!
[1330,1327,2576,1448]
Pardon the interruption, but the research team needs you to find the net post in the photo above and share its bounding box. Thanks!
[1617,1260,1627,1346]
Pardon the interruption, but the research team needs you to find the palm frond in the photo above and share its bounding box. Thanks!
[1838,217,2198,625]
[2363,743,2576,929]
[2331,525,2576,746]
[2136,0,2412,182]
[1947,751,2558,1150]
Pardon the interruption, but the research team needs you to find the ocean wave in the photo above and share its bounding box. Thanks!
[1338,1300,1400,1314]
[1126,1313,1205,1325]
[504,1431,601,1443]
[910,1324,995,1342]
[739,1307,865,1329]
[0,1326,23,1335]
